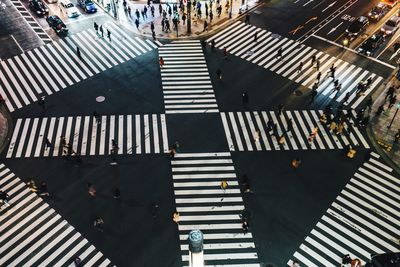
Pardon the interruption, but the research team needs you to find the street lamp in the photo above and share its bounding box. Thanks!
[188,230,204,267]
[388,102,400,129]
[187,0,191,34]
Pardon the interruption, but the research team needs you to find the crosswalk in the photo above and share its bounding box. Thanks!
[288,152,400,266]
[220,110,369,151]
[207,21,384,109]
[0,22,161,112]
[6,114,169,158]
[159,40,219,114]
[0,164,113,266]
[9,0,52,44]
[171,152,260,267]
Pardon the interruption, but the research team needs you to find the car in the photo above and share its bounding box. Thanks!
[60,0,80,17]
[46,15,68,35]
[368,2,389,20]
[77,0,97,13]
[346,16,369,38]
[381,15,400,35]
[383,0,399,7]
[45,0,58,4]
[357,33,385,56]
[28,0,49,16]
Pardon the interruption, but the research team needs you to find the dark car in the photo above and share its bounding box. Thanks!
[370,252,400,267]
[357,33,385,56]
[346,16,369,38]
[368,2,389,20]
[29,0,49,16]
[77,0,97,13]
[46,15,68,36]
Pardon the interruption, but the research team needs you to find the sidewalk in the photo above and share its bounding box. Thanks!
[369,76,400,171]
[115,0,260,40]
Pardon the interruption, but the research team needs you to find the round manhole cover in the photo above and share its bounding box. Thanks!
[294,90,303,96]
[96,96,105,102]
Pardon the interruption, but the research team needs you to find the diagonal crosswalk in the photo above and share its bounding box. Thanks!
[288,152,400,266]
[6,114,169,158]
[159,40,219,114]
[207,21,384,109]
[220,110,370,151]
[0,22,162,112]
[171,152,260,267]
[0,164,113,266]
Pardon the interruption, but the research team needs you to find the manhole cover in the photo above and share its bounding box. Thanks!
[254,10,261,14]
[294,90,303,96]
[96,96,105,102]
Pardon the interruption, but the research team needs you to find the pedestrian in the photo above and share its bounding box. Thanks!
[74,256,82,267]
[216,68,222,80]
[182,12,186,24]
[223,46,228,59]
[76,46,81,59]
[336,122,344,135]
[159,56,164,68]
[291,158,301,168]
[107,29,111,41]
[28,179,38,192]
[277,103,283,116]
[335,83,342,97]
[165,19,171,32]
[286,118,293,132]
[276,48,283,59]
[278,134,285,146]
[346,145,356,159]
[99,25,104,37]
[343,92,351,103]
[113,188,121,199]
[150,21,155,33]
[245,13,250,24]
[220,180,228,192]
[394,129,400,143]
[253,130,260,142]
[311,54,316,66]
[144,5,148,17]
[316,58,320,70]
[152,30,156,40]
[292,260,300,267]
[242,91,248,106]
[329,120,337,133]
[310,87,317,103]
[38,96,46,110]
[211,39,215,51]
[173,141,180,152]
[0,190,10,207]
[141,10,146,19]
[127,6,131,16]
[316,71,321,83]
[93,111,100,124]
[308,127,318,142]
[330,64,336,78]
[44,138,52,150]
[203,20,208,31]
[297,61,303,73]
[169,147,176,158]
[135,9,140,19]
[209,10,213,22]
[88,183,96,197]
[39,181,50,197]
[94,216,104,231]
[375,104,384,117]
[242,219,249,234]
[254,31,258,42]
[173,211,180,224]
[386,86,395,100]
[389,94,397,108]
[151,5,155,16]
[94,21,98,33]
[159,3,162,15]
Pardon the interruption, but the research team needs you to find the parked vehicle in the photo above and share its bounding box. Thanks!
[29,0,49,16]
[60,0,80,17]
[381,15,400,35]
[357,33,385,56]
[77,0,97,13]
[46,15,68,35]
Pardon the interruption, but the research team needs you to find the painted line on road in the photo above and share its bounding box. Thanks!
[310,34,396,69]
[10,34,24,54]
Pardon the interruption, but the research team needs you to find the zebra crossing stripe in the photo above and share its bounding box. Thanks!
[6,114,169,158]
[220,110,370,151]
[171,152,260,266]
[0,26,160,112]
[207,21,385,109]
[289,156,400,266]
[0,166,112,266]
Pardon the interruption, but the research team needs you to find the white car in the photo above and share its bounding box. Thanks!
[381,15,400,35]
[60,0,80,17]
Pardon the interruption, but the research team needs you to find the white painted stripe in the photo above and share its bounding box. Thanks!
[152,114,160,153]
[175,197,243,204]
[253,111,271,150]
[44,117,56,157]
[176,205,244,212]
[175,189,241,195]
[179,232,252,240]
[1,61,31,104]
[12,56,41,94]
[174,181,239,187]
[80,116,90,156]
[127,114,132,154]
[144,114,150,153]
[286,111,307,150]
[246,112,261,151]
[221,112,235,151]
[7,118,22,158]
[99,116,106,155]
[160,114,168,153]
[173,152,231,157]
[118,115,124,154]
[28,50,62,90]
[34,118,47,157]
[171,159,233,164]
[15,119,31,158]
[136,115,141,154]
[90,116,98,155]
[108,115,115,155]
[229,112,244,151]
[72,116,81,154]
[173,166,234,172]
[300,243,335,267]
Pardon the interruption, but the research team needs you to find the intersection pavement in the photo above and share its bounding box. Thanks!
[0,11,399,267]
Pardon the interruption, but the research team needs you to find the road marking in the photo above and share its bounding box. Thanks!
[322,1,336,12]
[327,22,343,35]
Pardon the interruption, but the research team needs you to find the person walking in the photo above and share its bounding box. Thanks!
[94,21,98,33]
[277,103,284,116]
[88,183,96,197]
[286,118,293,133]
[159,3,162,16]
[94,216,104,231]
[316,71,321,83]
[220,180,228,192]
[99,25,104,37]
[242,219,249,234]
[76,46,81,60]
[150,21,155,33]
[127,6,131,16]
[74,256,83,267]
[135,8,140,19]
[113,188,121,199]
[316,57,320,71]
[38,96,46,110]
[151,5,155,16]
[159,56,164,68]
[375,104,385,117]
[276,48,283,60]
[254,31,258,42]
[291,158,301,168]
[329,120,337,133]
[203,20,208,31]
[245,13,250,24]
[253,130,260,142]
[223,46,228,59]
[394,129,400,143]
[216,68,222,80]
[297,61,303,73]
[39,182,50,197]
[0,190,10,207]
[107,29,111,41]
[311,54,316,66]
[211,39,215,51]
[329,64,336,79]
[45,138,52,150]
[173,211,180,224]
